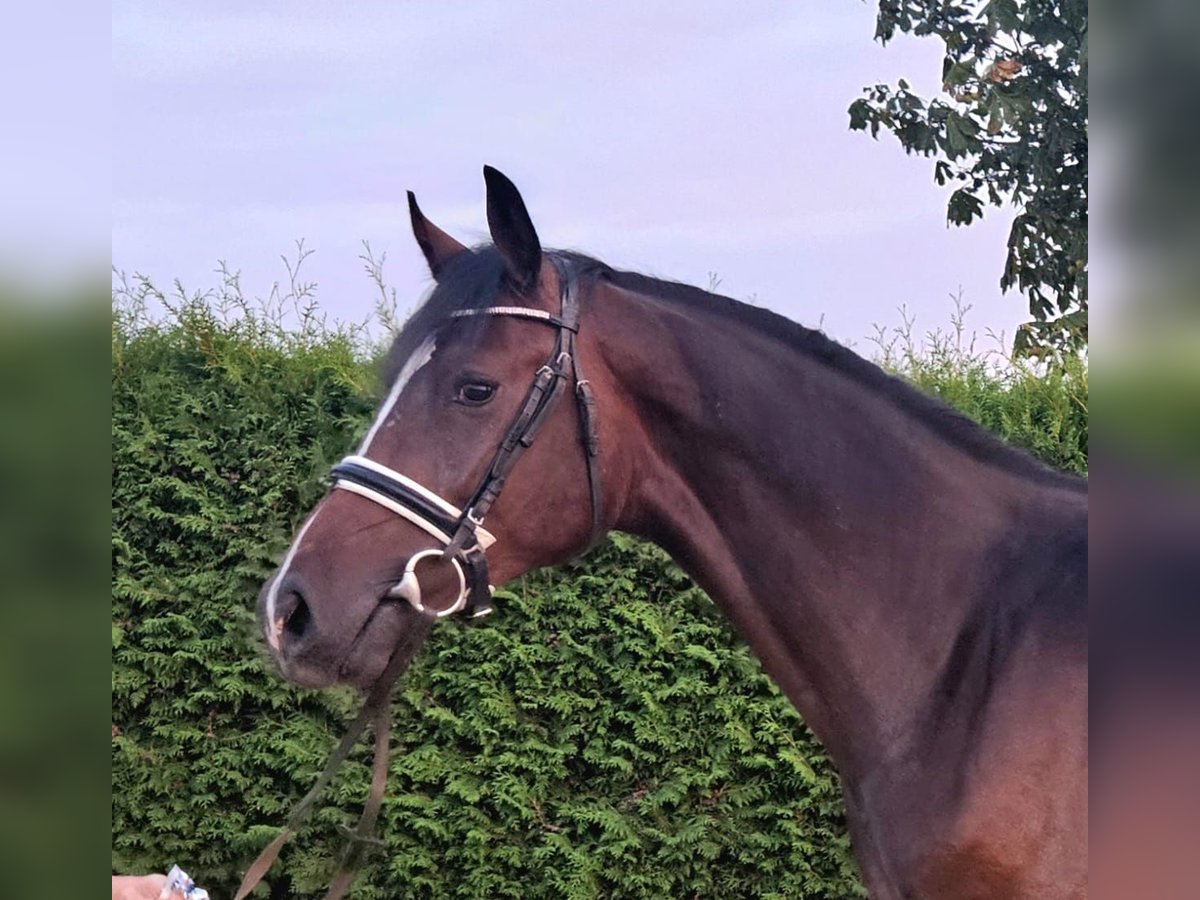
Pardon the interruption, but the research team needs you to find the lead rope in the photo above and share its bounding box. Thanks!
[322,700,391,900]
[233,643,410,900]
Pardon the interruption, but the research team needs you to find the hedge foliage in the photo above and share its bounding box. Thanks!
[112,291,1087,899]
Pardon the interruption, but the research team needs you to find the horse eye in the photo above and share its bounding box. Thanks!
[456,381,496,406]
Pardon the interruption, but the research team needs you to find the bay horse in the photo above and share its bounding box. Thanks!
[258,167,1087,898]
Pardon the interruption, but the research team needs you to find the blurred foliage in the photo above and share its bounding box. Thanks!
[1,286,109,900]
[850,0,1088,356]
[111,280,1086,898]
[1098,0,1200,298]
[1094,332,1200,477]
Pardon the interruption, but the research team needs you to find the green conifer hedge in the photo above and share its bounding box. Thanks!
[112,295,1086,898]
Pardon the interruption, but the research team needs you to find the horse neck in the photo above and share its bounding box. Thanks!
[588,280,1074,778]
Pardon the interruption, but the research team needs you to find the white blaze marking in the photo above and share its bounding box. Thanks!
[264,512,319,651]
[359,336,437,454]
[264,335,438,651]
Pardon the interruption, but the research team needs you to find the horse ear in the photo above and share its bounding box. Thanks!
[407,191,467,280]
[483,165,542,292]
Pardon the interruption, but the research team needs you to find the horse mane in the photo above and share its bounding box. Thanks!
[389,246,1086,490]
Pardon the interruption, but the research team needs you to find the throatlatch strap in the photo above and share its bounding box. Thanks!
[554,262,604,541]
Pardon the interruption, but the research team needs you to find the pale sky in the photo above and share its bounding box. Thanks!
[111,1,1025,348]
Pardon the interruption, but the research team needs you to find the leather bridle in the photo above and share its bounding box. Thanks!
[327,259,601,619]
[236,262,602,900]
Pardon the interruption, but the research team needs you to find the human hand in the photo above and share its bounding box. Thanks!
[111,873,178,899]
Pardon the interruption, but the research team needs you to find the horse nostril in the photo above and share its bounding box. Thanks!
[273,586,313,646]
[284,591,312,640]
